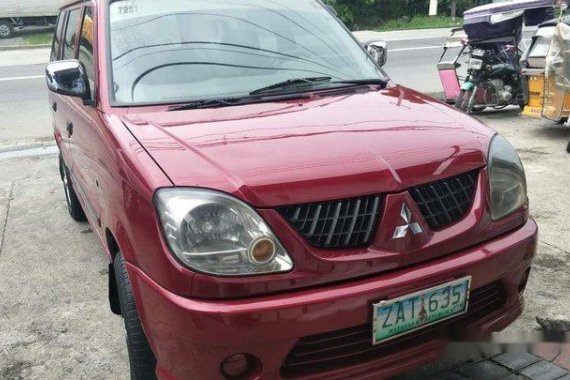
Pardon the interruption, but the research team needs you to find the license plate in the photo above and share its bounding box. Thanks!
[372,277,471,345]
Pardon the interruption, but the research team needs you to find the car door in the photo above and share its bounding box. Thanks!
[51,6,83,165]
[49,9,72,162]
[64,4,104,227]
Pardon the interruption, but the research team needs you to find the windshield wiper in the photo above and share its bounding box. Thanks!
[168,78,389,111]
[250,77,333,95]
[250,77,388,96]
[332,79,388,87]
[168,97,248,111]
[168,93,311,111]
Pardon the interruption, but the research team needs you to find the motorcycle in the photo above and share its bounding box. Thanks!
[438,0,555,114]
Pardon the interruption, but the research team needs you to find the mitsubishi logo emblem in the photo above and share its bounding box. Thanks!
[392,204,423,239]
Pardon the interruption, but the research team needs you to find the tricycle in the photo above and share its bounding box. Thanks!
[438,0,555,114]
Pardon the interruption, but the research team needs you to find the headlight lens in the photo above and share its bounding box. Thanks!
[155,188,293,276]
[488,134,527,220]
[468,58,483,70]
[472,49,486,58]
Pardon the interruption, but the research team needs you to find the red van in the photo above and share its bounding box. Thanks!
[46,1,537,379]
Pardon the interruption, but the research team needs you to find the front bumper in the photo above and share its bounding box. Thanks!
[127,219,537,380]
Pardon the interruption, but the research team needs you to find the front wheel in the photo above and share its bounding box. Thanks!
[0,21,13,39]
[114,253,157,380]
[455,90,469,112]
[455,90,485,113]
[59,156,87,222]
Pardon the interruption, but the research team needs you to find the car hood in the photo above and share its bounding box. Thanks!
[122,86,494,207]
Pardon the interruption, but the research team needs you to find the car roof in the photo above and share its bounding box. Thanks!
[61,0,98,9]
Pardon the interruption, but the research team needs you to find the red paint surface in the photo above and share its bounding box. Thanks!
[129,220,536,379]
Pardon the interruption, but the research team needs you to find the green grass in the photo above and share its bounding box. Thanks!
[23,32,54,46]
[369,16,462,32]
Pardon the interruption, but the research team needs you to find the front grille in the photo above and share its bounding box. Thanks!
[280,281,506,378]
[410,170,479,230]
[278,196,382,249]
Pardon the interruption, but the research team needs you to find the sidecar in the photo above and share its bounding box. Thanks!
[438,28,469,104]
[521,17,570,123]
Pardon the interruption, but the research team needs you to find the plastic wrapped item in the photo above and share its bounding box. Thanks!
[543,23,570,121]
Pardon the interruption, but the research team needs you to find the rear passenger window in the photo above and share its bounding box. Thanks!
[62,9,81,60]
[79,7,95,99]
[50,12,66,62]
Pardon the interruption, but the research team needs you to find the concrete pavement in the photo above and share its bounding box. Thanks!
[0,157,129,379]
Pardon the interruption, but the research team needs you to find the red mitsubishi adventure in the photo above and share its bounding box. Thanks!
[46,0,537,379]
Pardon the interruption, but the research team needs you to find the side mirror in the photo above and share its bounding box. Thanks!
[366,41,388,67]
[46,60,91,103]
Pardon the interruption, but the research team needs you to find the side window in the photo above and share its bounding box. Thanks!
[50,12,66,62]
[79,7,95,99]
[62,8,81,60]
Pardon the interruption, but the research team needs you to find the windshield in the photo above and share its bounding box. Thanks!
[109,0,385,106]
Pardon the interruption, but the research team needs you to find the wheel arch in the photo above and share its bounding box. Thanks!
[106,228,122,315]
[105,222,141,315]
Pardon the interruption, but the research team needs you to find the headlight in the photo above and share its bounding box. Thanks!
[468,58,483,70]
[472,49,486,58]
[155,188,293,276]
[488,135,527,220]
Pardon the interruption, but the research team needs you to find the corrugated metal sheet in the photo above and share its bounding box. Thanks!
[0,0,65,18]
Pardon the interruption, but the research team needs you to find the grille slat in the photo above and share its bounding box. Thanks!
[410,170,479,230]
[279,195,382,249]
[344,199,361,246]
[281,281,506,378]
[363,196,380,243]
[325,203,342,246]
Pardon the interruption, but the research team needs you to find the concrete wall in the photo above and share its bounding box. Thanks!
[0,0,65,18]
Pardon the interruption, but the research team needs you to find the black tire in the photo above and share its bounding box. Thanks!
[455,90,468,112]
[566,138,570,154]
[114,253,157,380]
[0,21,13,39]
[59,156,87,222]
[456,90,485,113]
[471,106,486,113]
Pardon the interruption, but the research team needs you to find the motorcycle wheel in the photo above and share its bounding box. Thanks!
[455,90,486,113]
